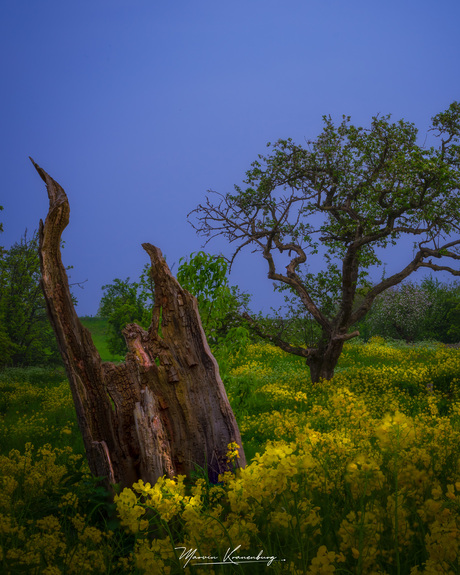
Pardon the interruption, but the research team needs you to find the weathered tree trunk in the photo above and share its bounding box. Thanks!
[306,337,345,383]
[31,159,246,488]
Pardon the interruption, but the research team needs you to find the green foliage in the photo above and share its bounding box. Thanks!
[271,266,373,348]
[79,317,125,362]
[3,341,460,573]
[0,323,17,365]
[0,231,61,367]
[358,277,460,343]
[116,342,460,573]
[0,367,124,573]
[259,311,324,349]
[232,107,459,261]
[97,251,252,357]
[177,251,228,302]
[192,103,460,376]
[419,277,460,343]
[176,251,250,347]
[98,265,154,356]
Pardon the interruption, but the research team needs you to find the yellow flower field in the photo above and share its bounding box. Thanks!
[1,339,460,573]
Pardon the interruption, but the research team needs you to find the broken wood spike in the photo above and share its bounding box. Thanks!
[32,159,246,488]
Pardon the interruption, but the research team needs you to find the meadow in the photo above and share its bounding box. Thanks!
[1,331,460,574]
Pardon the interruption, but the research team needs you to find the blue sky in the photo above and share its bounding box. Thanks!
[1,0,460,316]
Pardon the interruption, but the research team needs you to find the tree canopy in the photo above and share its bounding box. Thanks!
[190,102,460,381]
[176,251,250,347]
[98,252,249,356]
[98,265,154,356]
[0,231,61,366]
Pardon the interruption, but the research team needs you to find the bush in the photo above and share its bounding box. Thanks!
[0,231,62,367]
[359,277,460,343]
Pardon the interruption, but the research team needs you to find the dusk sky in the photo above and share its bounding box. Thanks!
[1,0,460,316]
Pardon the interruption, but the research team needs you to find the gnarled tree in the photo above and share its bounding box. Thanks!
[32,159,245,488]
[190,102,460,382]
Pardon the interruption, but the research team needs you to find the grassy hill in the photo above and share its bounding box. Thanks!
[79,316,125,362]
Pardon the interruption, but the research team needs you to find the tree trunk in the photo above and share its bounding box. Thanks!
[306,338,344,383]
[31,159,246,489]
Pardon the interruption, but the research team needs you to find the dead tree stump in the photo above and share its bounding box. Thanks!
[31,159,246,488]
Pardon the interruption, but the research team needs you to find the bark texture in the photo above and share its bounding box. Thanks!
[31,159,246,488]
[306,339,345,383]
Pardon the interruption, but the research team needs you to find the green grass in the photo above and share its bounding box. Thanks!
[2,335,460,573]
[79,316,125,363]
[0,366,84,455]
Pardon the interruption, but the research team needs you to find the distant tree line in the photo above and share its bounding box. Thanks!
[0,227,61,366]
[98,252,250,356]
[97,264,155,356]
[98,257,460,358]
[251,276,460,351]
[1,201,459,369]
[358,277,460,344]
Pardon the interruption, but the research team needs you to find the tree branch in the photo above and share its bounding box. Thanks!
[242,312,312,358]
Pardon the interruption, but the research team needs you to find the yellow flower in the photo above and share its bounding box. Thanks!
[307,545,344,574]
[226,442,241,462]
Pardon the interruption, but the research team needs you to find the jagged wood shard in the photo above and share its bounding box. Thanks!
[31,158,245,488]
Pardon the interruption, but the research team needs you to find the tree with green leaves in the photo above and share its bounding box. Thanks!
[419,277,460,343]
[363,281,433,343]
[177,251,250,347]
[98,264,154,356]
[0,204,14,364]
[361,277,460,343]
[191,102,460,382]
[100,253,249,356]
[0,230,61,366]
